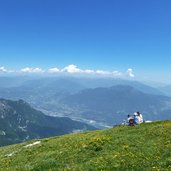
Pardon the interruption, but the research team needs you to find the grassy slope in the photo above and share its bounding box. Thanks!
[0,121,171,171]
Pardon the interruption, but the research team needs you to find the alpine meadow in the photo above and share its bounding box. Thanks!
[0,121,171,170]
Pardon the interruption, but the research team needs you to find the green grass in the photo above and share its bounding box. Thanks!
[0,121,171,171]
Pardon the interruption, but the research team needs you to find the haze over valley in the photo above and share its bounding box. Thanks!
[0,76,171,130]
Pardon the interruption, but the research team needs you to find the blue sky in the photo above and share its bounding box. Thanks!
[0,0,171,83]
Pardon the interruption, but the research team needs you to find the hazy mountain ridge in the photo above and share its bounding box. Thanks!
[0,99,95,147]
[158,85,171,97]
[0,76,164,94]
[61,85,171,125]
[0,76,171,128]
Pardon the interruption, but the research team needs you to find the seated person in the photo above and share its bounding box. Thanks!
[134,112,143,124]
[127,114,134,126]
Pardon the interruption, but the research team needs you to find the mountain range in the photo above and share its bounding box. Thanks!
[0,99,95,147]
[61,85,171,125]
[158,85,171,97]
[0,76,171,128]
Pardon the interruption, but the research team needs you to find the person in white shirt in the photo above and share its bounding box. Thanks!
[133,112,138,124]
[137,111,143,123]
[134,111,143,124]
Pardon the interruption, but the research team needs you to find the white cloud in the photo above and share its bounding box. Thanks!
[126,68,135,78]
[94,70,123,77]
[112,71,122,76]
[21,64,134,78]
[48,67,60,73]
[0,66,15,73]
[84,69,95,74]
[60,65,124,77]
[20,67,44,73]
[0,65,135,79]
[0,66,7,73]
[61,64,82,73]
[96,70,110,75]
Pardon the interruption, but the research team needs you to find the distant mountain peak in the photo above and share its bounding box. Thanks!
[0,99,96,147]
